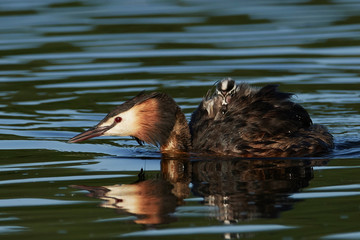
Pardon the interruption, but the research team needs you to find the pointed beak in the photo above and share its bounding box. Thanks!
[68,125,112,143]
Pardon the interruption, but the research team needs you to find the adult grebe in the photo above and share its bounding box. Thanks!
[69,78,334,157]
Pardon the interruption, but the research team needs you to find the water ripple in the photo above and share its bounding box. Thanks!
[0,174,132,185]
[121,224,295,237]
[0,225,27,234]
[0,198,85,207]
[289,192,360,199]
[308,184,360,191]
[323,231,360,240]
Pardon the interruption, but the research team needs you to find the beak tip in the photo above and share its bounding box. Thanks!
[68,136,84,143]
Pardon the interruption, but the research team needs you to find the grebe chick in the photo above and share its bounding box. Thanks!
[69,79,334,157]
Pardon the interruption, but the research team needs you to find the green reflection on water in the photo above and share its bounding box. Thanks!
[0,0,360,239]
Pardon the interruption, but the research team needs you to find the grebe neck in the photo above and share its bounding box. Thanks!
[160,107,191,153]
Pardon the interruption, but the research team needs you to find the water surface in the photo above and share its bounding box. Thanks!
[1,0,360,239]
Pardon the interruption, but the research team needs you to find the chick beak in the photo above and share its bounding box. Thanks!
[68,125,112,143]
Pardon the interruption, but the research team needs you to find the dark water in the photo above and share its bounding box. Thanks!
[1,0,360,239]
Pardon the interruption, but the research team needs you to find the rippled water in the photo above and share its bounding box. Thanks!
[1,0,360,239]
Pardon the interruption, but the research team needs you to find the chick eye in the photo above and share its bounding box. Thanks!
[115,117,122,123]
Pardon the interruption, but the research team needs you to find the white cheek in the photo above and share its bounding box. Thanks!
[103,124,121,136]
[104,122,131,136]
[101,110,138,136]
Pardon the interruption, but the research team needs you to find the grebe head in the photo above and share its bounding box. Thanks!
[216,77,236,99]
[68,92,179,146]
[201,78,238,118]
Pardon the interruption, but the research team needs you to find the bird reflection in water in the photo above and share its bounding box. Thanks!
[71,156,327,227]
[71,177,178,225]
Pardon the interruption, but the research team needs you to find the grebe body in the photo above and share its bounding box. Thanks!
[69,79,334,157]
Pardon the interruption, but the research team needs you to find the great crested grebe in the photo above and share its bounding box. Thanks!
[69,78,334,157]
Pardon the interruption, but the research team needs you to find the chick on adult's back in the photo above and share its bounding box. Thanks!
[69,78,334,157]
[190,78,334,157]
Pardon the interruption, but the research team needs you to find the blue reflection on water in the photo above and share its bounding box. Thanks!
[121,224,296,237]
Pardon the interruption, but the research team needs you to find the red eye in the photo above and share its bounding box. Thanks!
[115,117,122,123]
